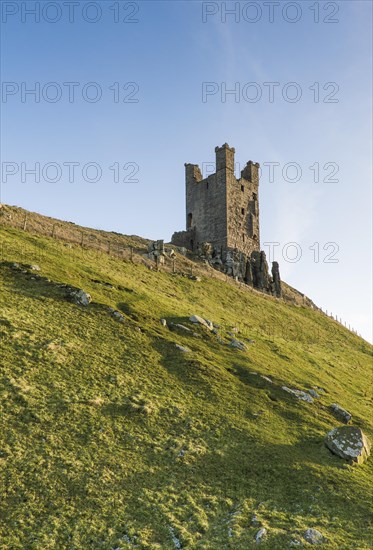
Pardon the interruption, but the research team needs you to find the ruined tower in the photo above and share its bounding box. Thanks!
[172,143,260,256]
[171,143,281,296]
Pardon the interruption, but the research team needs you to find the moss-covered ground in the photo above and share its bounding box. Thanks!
[0,224,372,549]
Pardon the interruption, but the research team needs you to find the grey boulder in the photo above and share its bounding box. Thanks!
[189,315,213,331]
[229,339,246,351]
[282,386,314,403]
[255,528,267,543]
[325,426,371,464]
[69,289,91,306]
[303,529,324,544]
[330,403,352,423]
[175,344,191,353]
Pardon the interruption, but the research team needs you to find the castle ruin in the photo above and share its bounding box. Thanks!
[171,143,281,297]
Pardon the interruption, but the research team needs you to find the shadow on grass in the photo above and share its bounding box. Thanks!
[106,425,371,547]
[1,263,71,303]
[148,326,226,400]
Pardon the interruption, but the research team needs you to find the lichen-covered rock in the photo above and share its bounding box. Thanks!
[255,528,267,543]
[69,289,91,306]
[303,528,324,544]
[325,426,371,464]
[330,403,352,423]
[189,315,213,331]
[175,344,191,353]
[229,339,246,351]
[282,386,314,403]
[112,311,124,322]
[148,240,165,255]
[175,324,192,332]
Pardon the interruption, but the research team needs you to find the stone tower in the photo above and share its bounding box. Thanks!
[172,143,260,257]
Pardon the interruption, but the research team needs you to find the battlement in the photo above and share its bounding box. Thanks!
[215,142,236,172]
[241,160,260,182]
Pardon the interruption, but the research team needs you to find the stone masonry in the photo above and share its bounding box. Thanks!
[172,143,259,256]
[171,143,281,297]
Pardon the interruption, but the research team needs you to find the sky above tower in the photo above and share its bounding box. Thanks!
[1,1,372,341]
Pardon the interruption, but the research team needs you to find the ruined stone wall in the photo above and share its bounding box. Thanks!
[171,228,194,250]
[171,143,281,297]
[185,163,227,251]
[226,161,260,256]
[179,144,260,257]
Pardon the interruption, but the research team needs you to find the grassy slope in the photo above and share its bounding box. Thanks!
[0,225,372,549]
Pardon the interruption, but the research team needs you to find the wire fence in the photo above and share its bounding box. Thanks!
[1,209,139,259]
[0,206,216,278]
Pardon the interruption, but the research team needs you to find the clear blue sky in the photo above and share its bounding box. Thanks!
[1,1,372,341]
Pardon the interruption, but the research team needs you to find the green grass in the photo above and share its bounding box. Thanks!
[0,225,372,549]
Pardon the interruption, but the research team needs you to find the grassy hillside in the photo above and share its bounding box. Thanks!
[0,221,372,549]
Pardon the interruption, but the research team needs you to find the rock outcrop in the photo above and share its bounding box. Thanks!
[193,244,282,297]
[282,386,314,403]
[148,240,166,264]
[271,261,282,297]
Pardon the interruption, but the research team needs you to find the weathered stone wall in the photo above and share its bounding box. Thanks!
[172,143,260,257]
[184,158,227,251]
[171,143,281,296]
[171,228,194,250]
[226,160,260,256]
